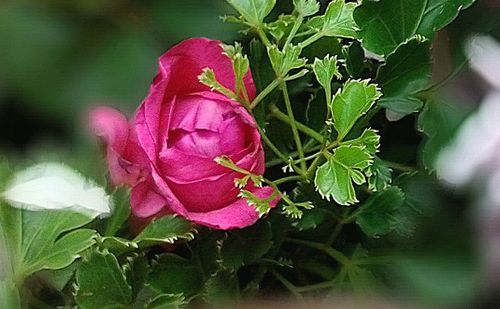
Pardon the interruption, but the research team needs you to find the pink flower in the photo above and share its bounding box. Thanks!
[90,38,279,230]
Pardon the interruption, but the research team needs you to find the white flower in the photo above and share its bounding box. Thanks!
[1,163,111,218]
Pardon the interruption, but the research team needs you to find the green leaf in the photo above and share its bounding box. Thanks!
[99,236,139,255]
[366,157,393,192]
[133,215,195,248]
[105,187,131,236]
[267,15,296,42]
[221,42,250,98]
[0,202,96,278]
[221,221,273,270]
[354,0,476,56]
[124,254,151,299]
[293,0,320,17]
[315,145,373,205]
[75,250,133,309]
[355,187,405,237]
[27,229,96,273]
[307,0,358,39]
[342,41,365,78]
[343,129,380,154]
[312,55,341,90]
[332,80,381,140]
[0,280,20,309]
[203,270,239,306]
[226,0,276,26]
[145,293,187,309]
[149,254,204,297]
[267,44,307,78]
[376,37,432,119]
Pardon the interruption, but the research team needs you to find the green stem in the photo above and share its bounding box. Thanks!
[300,31,324,48]
[256,26,273,48]
[273,175,304,185]
[257,126,304,176]
[285,238,351,266]
[280,82,307,172]
[250,79,280,109]
[265,144,322,167]
[294,280,335,293]
[284,15,304,47]
[384,161,415,173]
[270,269,303,301]
[269,103,324,142]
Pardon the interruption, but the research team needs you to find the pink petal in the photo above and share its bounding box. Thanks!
[186,186,280,230]
[131,181,169,218]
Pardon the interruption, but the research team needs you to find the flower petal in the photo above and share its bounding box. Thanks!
[186,186,279,230]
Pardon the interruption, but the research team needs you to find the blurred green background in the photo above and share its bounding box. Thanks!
[1,0,500,307]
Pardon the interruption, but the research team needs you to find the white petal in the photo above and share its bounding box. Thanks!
[436,91,500,186]
[466,35,500,89]
[2,163,111,218]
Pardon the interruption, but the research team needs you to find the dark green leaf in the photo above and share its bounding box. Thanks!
[133,215,195,248]
[149,254,204,297]
[367,158,393,192]
[342,41,365,78]
[355,187,405,237]
[221,221,273,270]
[376,37,431,119]
[75,250,133,309]
[354,0,476,56]
[105,188,131,236]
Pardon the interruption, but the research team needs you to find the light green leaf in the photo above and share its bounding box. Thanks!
[307,0,358,39]
[355,187,405,237]
[376,37,431,119]
[354,0,476,56]
[0,202,96,279]
[26,229,96,274]
[133,215,195,248]
[133,285,186,309]
[343,129,380,154]
[332,80,382,140]
[226,0,276,26]
[293,0,320,17]
[75,250,133,309]
[221,221,273,270]
[315,145,373,205]
[312,55,341,89]
[267,44,307,78]
[0,280,20,309]
[267,15,296,42]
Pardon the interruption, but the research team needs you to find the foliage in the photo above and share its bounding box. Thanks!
[0,0,481,307]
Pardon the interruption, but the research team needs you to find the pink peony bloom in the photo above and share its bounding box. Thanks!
[90,38,279,230]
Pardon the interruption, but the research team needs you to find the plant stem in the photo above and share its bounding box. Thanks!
[269,103,324,142]
[250,79,280,109]
[273,175,304,185]
[284,15,304,47]
[294,280,335,293]
[257,126,304,176]
[384,161,415,172]
[285,238,351,266]
[265,144,322,167]
[280,82,307,172]
[256,27,273,48]
[300,31,323,48]
[270,269,303,301]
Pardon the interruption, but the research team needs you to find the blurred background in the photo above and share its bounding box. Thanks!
[1,0,500,307]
